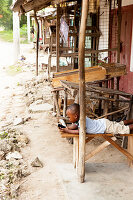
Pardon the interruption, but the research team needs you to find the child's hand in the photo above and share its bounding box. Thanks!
[60,127,69,133]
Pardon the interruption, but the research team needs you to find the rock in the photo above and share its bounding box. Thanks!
[29,103,53,113]
[17,135,29,144]
[4,86,9,89]
[13,117,24,126]
[0,151,5,160]
[34,100,43,105]
[6,151,22,160]
[10,184,20,198]
[31,157,43,167]
[0,141,12,153]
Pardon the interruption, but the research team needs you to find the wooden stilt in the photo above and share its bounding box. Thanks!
[63,89,67,117]
[78,0,89,183]
[73,137,76,168]
[116,0,122,107]
[127,95,133,167]
[103,79,108,117]
[53,91,61,117]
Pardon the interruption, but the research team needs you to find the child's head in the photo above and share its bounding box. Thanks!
[66,103,80,123]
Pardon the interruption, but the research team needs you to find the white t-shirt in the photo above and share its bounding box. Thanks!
[78,117,106,134]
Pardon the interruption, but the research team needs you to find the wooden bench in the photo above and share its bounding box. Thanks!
[59,131,133,170]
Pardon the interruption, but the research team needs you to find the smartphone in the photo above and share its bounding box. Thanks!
[58,124,66,128]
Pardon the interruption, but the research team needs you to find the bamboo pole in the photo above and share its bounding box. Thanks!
[78,0,89,183]
[34,11,39,76]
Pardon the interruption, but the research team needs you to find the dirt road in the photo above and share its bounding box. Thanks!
[0,42,133,200]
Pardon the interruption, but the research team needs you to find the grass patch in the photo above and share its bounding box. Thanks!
[6,65,22,76]
[0,30,13,42]
[0,25,29,43]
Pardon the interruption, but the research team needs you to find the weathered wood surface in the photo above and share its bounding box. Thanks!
[102,63,126,77]
[52,66,106,87]
[60,132,133,138]
[60,80,132,98]
[52,64,126,88]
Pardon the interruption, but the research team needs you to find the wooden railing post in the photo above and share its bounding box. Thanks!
[78,0,89,183]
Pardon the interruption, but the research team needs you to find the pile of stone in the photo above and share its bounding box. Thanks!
[23,74,54,113]
[0,128,30,199]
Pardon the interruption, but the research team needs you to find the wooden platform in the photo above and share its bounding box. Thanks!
[59,130,133,169]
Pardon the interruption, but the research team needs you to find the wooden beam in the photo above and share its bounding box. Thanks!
[78,0,89,183]
[22,0,51,13]
[97,106,129,119]
[102,135,133,161]
[60,133,133,138]
[85,137,117,161]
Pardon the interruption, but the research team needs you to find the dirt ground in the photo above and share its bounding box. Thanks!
[0,42,133,200]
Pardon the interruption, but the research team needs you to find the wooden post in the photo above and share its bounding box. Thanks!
[116,0,122,106]
[108,0,112,63]
[34,11,39,76]
[128,95,133,168]
[56,5,60,72]
[53,91,61,117]
[111,77,114,120]
[63,88,67,117]
[78,0,89,183]
[103,78,108,117]
[117,0,122,63]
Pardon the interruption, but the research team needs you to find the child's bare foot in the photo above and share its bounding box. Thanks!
[124,119,133,125]
[129,124,133,132]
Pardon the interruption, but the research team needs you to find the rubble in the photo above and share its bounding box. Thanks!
[0,59,54,199]
[23,74,53,111]
[31,157,43,168]
[13,117,24,126]
[6,151,23,160]
[0,128,30,199]
[29,103,53,113]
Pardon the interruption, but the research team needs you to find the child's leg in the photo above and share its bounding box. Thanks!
[123,119,133,125]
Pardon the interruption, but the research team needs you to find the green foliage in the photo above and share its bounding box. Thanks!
[0,0,13,30]
[20,24,27,37]
[0,131,8,139]
[0,173,5,180]
[20,15,27,27]
[0,30,13,42]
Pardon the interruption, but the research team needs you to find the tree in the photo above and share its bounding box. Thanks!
[0,0,13,30]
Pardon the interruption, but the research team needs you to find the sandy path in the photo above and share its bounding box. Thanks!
[1,42,133,200]
[0,42,72,199]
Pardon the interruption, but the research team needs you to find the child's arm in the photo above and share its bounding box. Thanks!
[67,123,78,130]
[60,127,79,134]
